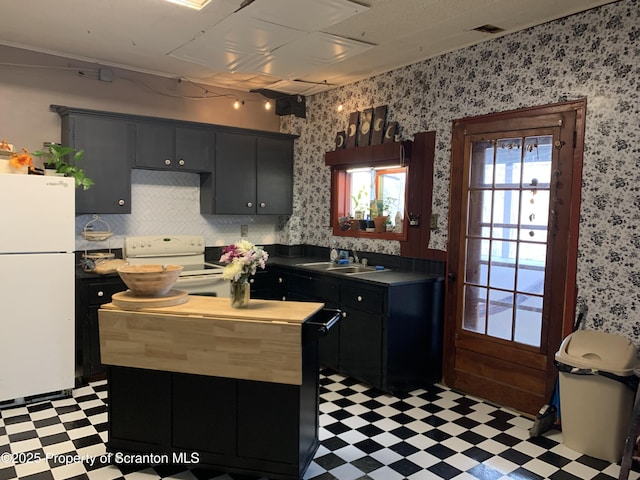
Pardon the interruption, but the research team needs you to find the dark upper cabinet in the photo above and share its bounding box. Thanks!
[203,132,294,215]
[59,110,135,214]
[213,132,256,214]
[54,105,294,215]
[135,122,212,172]
[257,136,294,215]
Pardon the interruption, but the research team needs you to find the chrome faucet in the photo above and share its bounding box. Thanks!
[352,250,359,264]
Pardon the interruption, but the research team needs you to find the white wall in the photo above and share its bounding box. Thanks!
[0,45,283,249]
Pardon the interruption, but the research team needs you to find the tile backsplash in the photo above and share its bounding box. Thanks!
[75,169,280,251]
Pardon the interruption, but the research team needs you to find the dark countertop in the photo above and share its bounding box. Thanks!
[75,252,444,287]
[268,256,444,287]
[75,266,122,281]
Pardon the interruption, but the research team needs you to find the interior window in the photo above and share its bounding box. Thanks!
[325,139,415,240]
[348,166,406,221]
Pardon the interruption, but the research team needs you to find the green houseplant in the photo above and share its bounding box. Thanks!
[33,143,94,190]
[350,186,369,219]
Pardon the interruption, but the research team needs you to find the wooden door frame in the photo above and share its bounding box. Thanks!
[443,99,587,410]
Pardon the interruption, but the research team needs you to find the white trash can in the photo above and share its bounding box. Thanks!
[555,330,638,462]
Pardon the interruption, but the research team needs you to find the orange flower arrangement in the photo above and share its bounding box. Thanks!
[10,148,34,170]
[1,139,34,171]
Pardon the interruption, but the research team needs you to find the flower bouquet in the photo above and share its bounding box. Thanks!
[0,140,34,174]
[219,240,269,308]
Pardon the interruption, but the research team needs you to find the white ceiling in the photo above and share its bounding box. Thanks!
[0,0,618,96]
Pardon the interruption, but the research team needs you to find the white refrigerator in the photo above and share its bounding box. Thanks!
[0,174,75,404]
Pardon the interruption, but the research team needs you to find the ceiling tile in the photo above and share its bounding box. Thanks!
[240,0,368,32]
[237,32,374,79]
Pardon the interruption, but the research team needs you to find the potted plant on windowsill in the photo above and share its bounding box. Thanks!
[33,143,94,190]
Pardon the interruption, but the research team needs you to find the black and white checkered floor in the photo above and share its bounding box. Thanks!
[1,369,638,480]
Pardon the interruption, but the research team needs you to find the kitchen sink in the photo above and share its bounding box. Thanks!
[295,261,388,274]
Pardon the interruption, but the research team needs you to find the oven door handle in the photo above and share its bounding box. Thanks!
[176,274,226,284]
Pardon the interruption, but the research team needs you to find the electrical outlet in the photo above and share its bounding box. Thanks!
[241,225,248,237]
[430,214,439,230]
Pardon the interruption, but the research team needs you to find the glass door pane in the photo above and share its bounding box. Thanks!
[462,135,553,347]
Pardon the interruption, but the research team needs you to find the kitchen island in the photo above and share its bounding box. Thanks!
[99,295,331,480]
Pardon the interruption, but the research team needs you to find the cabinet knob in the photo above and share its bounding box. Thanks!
[259,202,266,208]
[249,278,254,284]
[278,277,283,283]
[246,202,253,208]
[282,296,287,301]
[342,311,347,317]
[178,159,185,166]
[118,199,125,206]
[357,295,363,302]
[97,291,104,297]
[164,159,171,165]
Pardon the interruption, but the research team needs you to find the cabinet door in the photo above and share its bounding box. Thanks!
[135,122,174,169]
[82,279,126,380]
[340,283,384,387]
[237,380,299,464]
[215,132,256,214]
[68,115,135,214]
[249,269,283,300]
[109,367,171,448]
[340,308,382,388]
[256,137,293,215]
[175,127,212,172]
[172,374,236,455]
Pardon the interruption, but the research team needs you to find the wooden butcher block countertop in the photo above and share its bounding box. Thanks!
[99,296,325,385]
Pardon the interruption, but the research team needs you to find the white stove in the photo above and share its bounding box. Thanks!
[123,235,228,296]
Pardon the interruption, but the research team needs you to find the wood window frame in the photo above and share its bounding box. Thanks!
[326,141,411,240]
[325,131,444,260]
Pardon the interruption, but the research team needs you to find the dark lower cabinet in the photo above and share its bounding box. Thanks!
[262,265,445,393]
[109,367,171,450]
[106,338,320,479]
[339,279,445,392]
[248,263,445,392]
[340,307,383,388]
[172,375,236,456]
[76,274,126,383]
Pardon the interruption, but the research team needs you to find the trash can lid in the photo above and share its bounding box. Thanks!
[555,330,638,376]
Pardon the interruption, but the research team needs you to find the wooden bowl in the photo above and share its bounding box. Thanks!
[117,264,183,297]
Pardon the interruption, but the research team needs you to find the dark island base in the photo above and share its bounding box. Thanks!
[105,355,320,480]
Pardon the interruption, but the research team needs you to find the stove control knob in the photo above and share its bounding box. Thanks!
[165,159,171,166]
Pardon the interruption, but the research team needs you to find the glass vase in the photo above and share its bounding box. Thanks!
[230,280,250,308]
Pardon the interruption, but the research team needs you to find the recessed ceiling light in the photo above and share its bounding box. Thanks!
[163,0,212,10]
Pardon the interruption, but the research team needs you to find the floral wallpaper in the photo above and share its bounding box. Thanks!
[279,0,640,342]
